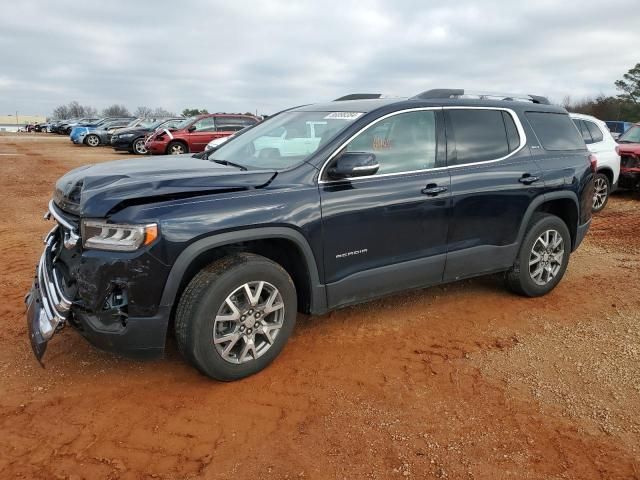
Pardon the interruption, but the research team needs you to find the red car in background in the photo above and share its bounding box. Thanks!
[616,123,640,191]
[145,113,259,155]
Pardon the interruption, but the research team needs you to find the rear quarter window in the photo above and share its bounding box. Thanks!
[527,112,585,151]
[584,121,604,143]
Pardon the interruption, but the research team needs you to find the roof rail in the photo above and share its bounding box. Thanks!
[333,93,383,101]
[411,89,551,105]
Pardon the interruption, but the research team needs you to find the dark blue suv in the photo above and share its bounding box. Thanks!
[26,89,594,380]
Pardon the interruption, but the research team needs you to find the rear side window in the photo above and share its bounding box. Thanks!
[217,116,258,128]
[448,109,514,165]
[527,112,585,150]
[584,121,604,143]
[573,119,593,144]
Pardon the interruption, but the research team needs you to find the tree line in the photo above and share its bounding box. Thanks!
[559,62,640,121]
[50,102,178,120]
[50,103,259,120]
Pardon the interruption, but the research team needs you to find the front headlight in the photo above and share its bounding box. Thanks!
[81,220,158,251]
[119,133,135,138]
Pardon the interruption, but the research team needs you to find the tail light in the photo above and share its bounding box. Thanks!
[589,154,598,173]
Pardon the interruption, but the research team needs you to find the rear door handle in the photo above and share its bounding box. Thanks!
[421,184,448,196]
[519,174,540,185]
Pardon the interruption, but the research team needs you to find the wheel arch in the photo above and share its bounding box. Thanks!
[516,192,580,252]
[160,227,327,320]
[596,167,614,185]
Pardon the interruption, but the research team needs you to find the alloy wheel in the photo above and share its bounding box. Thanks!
[86,135,99,147]
[529,229,564,286]
[213,281,285,364]
[134,139,147,154]
[593,176,608,211]
[169,144,185,155]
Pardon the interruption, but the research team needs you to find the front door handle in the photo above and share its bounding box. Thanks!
[421,184,448,196]
[519,174,540,185]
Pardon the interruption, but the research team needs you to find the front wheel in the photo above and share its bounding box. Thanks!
[132,137,147,155]
[592,173,610,213]
[85,134,100,147]
[175,253,297,381]
[505,213,571,297]
[167,141,187,155]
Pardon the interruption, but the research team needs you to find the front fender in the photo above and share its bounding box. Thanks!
[158,226,327,315]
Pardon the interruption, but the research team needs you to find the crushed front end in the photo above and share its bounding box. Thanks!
[619,153,640,190]
[25,200,172,363]
[25,220,74,361]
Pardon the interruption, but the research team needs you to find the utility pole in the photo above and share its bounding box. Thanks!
[16,111,19,126]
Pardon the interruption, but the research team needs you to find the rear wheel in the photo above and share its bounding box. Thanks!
[175,253,297,381]
[505,213,571,297]
[85,134,100,147]
[132,137,147,155]
[167,141,187,155]
[592,173,610,213]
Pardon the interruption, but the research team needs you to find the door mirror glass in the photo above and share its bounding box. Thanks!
[327,152,379,179]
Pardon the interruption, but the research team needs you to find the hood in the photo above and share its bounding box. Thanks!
[617,142,640,154]
[54,155,277,218]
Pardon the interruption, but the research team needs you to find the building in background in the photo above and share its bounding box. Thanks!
[0,114,47,132]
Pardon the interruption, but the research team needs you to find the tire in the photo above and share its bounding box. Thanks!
[175,253,297,381]
[592,173,610,213]
[132,137,147,155]
[85,134,100,147]
[167,141,187,155]
[505,213,571,297]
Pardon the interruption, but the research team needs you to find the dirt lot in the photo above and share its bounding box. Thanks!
[1,133,639,479]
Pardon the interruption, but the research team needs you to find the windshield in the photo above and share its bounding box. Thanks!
[146,119,170,129]
[210,110,363,169]
[175,116,197,130]
[619,125,640,143]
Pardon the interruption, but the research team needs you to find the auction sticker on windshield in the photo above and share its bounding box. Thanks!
[324,112,364,120]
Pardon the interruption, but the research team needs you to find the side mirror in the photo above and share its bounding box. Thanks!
[327,152,379,179]
[187,125,197,132]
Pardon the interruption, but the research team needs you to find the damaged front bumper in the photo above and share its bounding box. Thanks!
[25,226,73,362]
[26,202,172,364]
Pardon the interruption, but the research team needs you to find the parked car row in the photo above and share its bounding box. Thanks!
[112,118,185,154]
[143,113,260,155]
[70,117,138,146]
[47,113,260,156]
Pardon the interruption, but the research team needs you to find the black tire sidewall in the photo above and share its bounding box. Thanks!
[190,258,297,381]
[516,215,571,297]
[592,173,610,213]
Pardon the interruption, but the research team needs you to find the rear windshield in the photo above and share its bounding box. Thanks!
[526,112,585,151]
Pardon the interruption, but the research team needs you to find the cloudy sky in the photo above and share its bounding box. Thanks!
[1,0,639,116]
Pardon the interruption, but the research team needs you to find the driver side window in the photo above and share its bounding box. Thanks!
[192,117,216,132]
[344,110,437,175]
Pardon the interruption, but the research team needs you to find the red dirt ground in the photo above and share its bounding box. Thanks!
[1,134,639,479]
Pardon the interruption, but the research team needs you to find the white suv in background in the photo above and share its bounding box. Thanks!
[570,113,620,212]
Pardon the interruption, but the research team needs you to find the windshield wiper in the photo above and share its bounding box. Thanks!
[210,158,247,171]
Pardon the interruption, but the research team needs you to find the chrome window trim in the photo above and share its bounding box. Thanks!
[318,106,528,184]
